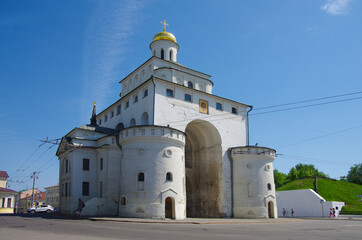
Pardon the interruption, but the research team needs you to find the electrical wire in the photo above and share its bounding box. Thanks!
[250,96,362,116]
[253,91,362,111]
[275,123,362,149]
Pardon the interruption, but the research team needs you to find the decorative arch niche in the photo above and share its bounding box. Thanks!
[141,112,149,125]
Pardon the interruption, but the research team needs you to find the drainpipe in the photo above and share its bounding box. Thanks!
[227,148,234,218]
[151,75,156,125]
[246,106,253,146]
[115,133,122,216]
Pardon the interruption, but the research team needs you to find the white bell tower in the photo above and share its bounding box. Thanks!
[150,19,179,62]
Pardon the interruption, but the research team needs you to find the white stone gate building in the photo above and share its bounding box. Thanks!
[56,25,277,219]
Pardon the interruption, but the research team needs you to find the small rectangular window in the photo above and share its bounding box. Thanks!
[125,101,129,109]
[110,111,114,118]
[216,103,223,110]
[232,107,237,114]
[184,94,192,102]
[143,89,148,98]
[82,182,89,196]
[116,105,121,115]
[166,89,174,97]
[100,158,103,170]
[134,95,138,103]
[99,119,102,125]
[83,158,90,171]
[104,115,108,122]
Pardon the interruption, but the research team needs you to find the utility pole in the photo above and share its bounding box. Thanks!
[30,172,38,208]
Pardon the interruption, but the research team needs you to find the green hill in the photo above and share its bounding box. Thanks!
[277,178,362,214]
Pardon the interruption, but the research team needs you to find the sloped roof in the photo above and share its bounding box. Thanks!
[20,192,45,200]
[0,187,18,194]
[0,171,9,178]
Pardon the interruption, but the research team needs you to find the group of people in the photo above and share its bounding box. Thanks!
[329,208,336,218]
[282,208,294,217]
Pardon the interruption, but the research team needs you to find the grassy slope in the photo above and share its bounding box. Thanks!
[277,178,362,213]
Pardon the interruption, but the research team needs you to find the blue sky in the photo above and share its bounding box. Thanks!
[1,0,361,191]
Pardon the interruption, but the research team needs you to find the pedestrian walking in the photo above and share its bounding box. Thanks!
[333,208,336,218]
[282,208,286,217]
[76,198,85,217]
[291,208,294,217]
[329,208,333,218]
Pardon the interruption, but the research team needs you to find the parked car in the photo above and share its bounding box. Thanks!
[28,204,54,213]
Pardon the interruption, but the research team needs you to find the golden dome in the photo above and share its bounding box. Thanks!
[152,31,177,43]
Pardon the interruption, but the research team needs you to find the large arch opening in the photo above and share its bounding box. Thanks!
[185,120,223,218]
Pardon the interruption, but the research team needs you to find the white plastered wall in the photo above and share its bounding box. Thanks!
[118,126,186,219]
[276,189,345,217]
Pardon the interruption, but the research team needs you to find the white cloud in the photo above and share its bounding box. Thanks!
[79,0,147,123]
[321,0,353,15]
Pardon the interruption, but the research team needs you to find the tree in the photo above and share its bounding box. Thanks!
[274,169,288,188]
[287,163,328,181]
[347,163,362,185]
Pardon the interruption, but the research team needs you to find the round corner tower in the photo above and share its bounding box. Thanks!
[118,126,186,219]
[230,146,277,219]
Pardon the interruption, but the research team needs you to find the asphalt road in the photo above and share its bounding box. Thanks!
[0,214,361,240]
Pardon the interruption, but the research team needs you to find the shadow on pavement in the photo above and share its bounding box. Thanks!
[1,212,85,221]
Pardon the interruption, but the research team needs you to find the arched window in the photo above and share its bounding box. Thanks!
[129,118,136,127]
[169,50,173,61]
[187,81,193,89]
[267,183,272,191]
[161,49,164,59]
[153,50,156,56]
[137,172,145,191]
[138,172,145,182]
[116,122,124,131]
[166,172,173,181]
[141,112,149,125]
[121,196,126,206]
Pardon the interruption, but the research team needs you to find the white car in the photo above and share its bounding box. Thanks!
[28,204,54,213]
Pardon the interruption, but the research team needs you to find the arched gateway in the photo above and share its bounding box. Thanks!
[185,120,223,217]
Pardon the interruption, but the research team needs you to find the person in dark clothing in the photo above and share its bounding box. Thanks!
[77,198,85,217]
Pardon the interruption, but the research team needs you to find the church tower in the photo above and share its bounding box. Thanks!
[150,19,179,62]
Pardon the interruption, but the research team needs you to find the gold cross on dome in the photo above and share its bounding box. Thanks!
[160,19,168,32]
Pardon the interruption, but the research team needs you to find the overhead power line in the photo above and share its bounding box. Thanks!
[250,96,362,116]
[253,91,362,111]
[276,123,362,149]
[277,154,355,166]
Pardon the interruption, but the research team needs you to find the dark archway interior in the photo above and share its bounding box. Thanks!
[185,120,223,218]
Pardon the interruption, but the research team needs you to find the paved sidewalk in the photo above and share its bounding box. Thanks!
[87,217,304,224]
[86,215,362,224]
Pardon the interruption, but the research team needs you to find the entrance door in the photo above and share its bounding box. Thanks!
[268,201,274,218]
[165,197,173,219]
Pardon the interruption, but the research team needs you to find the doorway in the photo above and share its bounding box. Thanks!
[165,197,174,219]
[268,201,274,218]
